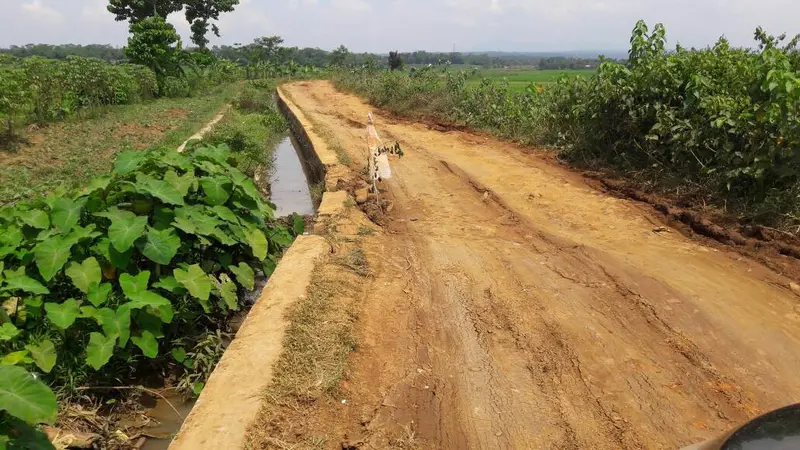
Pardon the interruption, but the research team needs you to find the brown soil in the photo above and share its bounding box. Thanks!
[252,80,800,449]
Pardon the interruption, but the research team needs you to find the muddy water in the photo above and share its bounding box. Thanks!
[270,135,315,217]
[140,394,195,450]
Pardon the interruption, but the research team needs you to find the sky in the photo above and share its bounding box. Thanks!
[0,0,798,53]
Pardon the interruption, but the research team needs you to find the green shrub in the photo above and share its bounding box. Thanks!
[160,75,191,98]
[333,21,800,227]
[0,144,294,399]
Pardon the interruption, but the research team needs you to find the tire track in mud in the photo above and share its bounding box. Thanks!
[266,81,800,450]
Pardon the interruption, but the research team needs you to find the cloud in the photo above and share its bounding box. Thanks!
[2,0,800,52]
[20,0,62,23]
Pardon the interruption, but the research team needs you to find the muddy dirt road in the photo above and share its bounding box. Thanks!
[278,81,800,449]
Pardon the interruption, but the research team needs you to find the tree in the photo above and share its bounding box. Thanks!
[107,0,239,48]
[184,0,240,48]
[108,0,182,23]
[388,50,403,71]
[249,36,284,63]
[329,45,350,67]
[124,16,183,78]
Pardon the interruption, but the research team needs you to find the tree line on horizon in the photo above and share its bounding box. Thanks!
[0,42,609,70]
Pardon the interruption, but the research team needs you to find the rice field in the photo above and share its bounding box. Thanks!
[466,68,595,91]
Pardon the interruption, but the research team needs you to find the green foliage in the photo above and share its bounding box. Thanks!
[0,366,57,449]
[125,16,183,80]
[388,51,403,71]
[0,55,159,129]
[329,45,350,67]
[203,83,287,176]
[0,143,292,401]
[335,21,800,227]
[108,0,240,49]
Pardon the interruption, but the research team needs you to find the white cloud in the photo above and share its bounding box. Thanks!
[2,0,800,52]
[21,0,62,23]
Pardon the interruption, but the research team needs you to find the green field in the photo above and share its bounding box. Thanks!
[466,68,595,91]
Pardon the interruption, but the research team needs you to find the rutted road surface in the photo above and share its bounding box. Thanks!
[279,81,800,449]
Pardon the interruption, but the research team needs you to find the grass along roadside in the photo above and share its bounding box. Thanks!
[0,83,240,204]
[245,209,371,449]
[199,80,288,194]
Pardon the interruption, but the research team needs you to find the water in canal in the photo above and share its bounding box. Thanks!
[270,135,315,217]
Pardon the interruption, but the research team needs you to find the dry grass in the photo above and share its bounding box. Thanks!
[302,115,353,166]
[245,247,366,449]
[337,248,371,277]
[356,226,377,236]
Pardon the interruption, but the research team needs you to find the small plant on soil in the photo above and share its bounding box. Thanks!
[0,143,295,445]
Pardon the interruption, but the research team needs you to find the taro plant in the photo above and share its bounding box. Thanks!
[0,143,294,402]
[0,366,57,449]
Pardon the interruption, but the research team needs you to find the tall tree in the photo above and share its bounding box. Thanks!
[107,0,239,48]
[388,50,403,71]
[108,0,182,23]
[249,36,284,63]
[329,45,350,67]
[184,0,239,48]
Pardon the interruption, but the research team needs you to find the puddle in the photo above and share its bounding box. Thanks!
[270,135,315,217]
[140,393,195,450]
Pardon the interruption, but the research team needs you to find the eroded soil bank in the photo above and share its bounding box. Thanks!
[243,80,800,450]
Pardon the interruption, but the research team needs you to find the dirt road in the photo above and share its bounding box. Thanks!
[276,80,800,449]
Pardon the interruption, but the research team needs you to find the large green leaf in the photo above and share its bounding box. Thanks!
[86,332,116,370]
[62,224,101,247]
[128,291,174,323]
[94,307,131,348]
[1,350,33,366]
[153,276,185,294]
[50,197,86,233]
[119,271,150,298]
[3,417,56,450]
[114,151,147,175]
[229,262,255,291]
[80,176,112,196]
[137,227,180,265]
[152,206,176,231]
[173,265,211,301]
[199,176,233,205]
[26,340,57,373]
[34,236,74,281]
[172,216,197,235]
[211,205,239,224]
[131,331,158,358]
[87,282,113,307]
[245,227,268,260]
[65,257,101,294]
[137,175,185,206]
[16,209,50,229]
[216,275,239,311]
[2,275,49,295]
[164,169,196,197]
[44,299,80,330]
[194,145,230,164]
[0,323,20,341]
[0,224,23,248]
[108,214,148,252]
[0,365,57,424]
[93,207,132,222]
